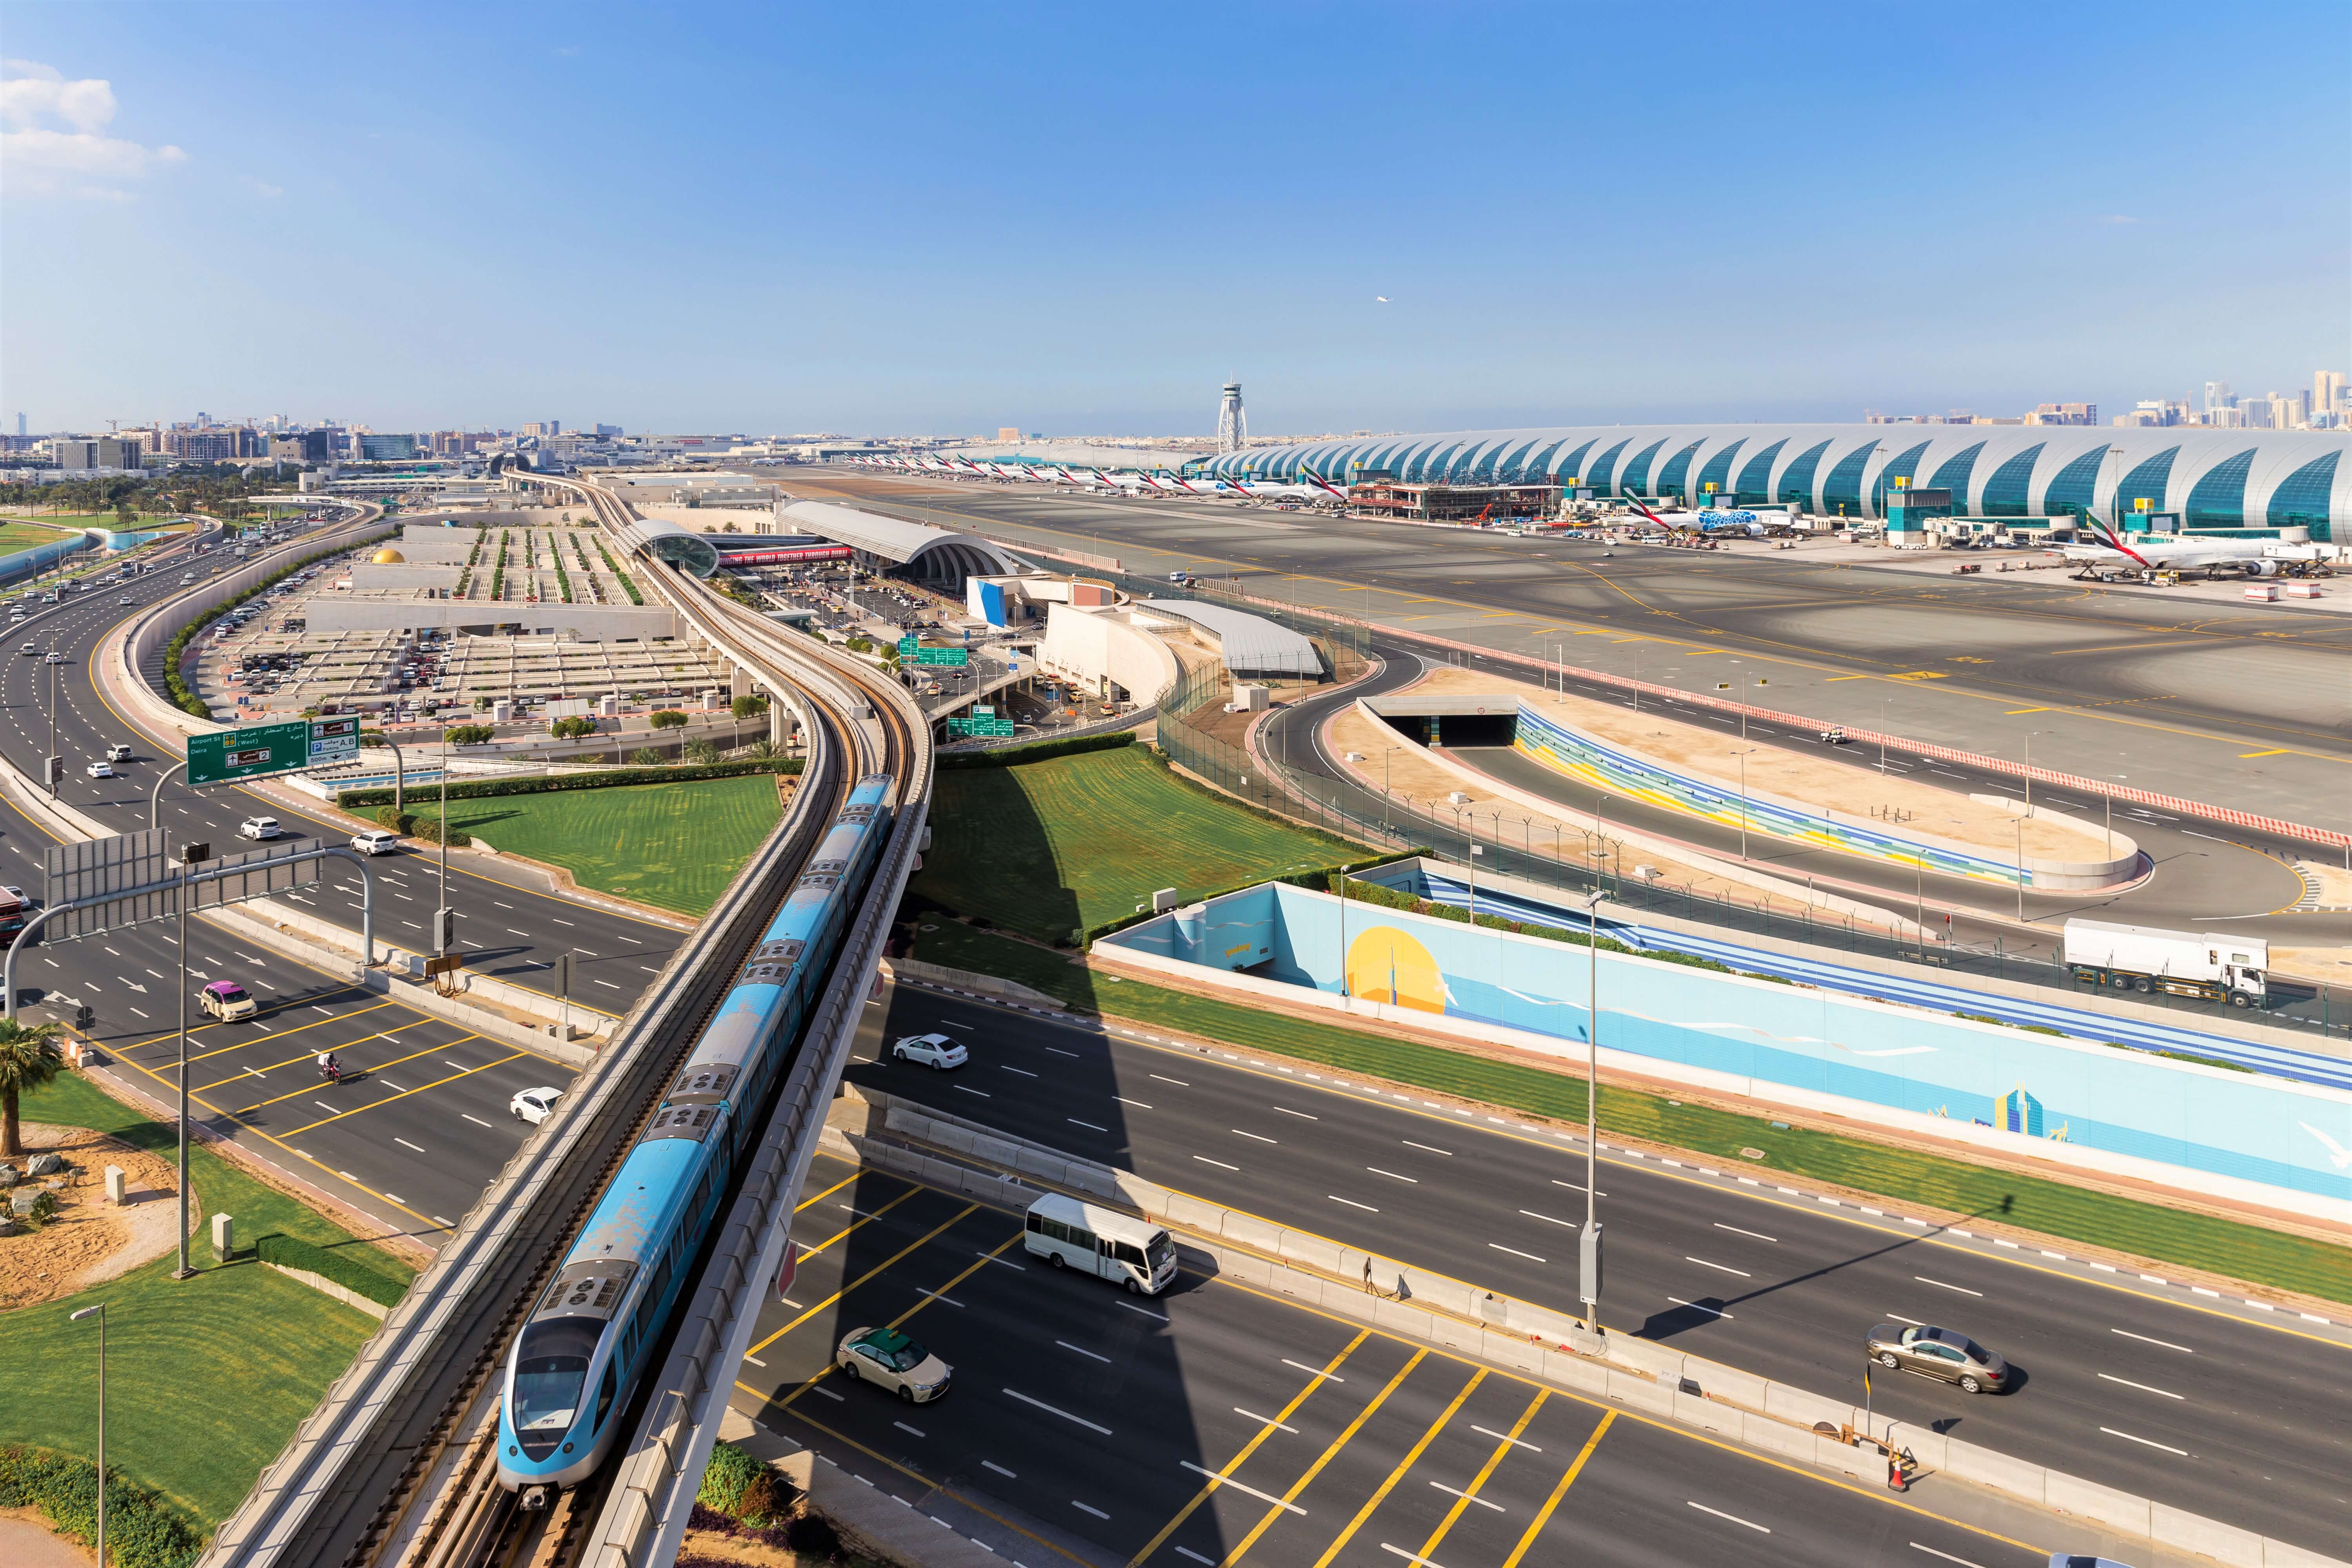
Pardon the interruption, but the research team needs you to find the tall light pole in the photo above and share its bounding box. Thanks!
[1731,748,1756,860]
[174,840,209,1279]
[1579,886,1604,1333]
[71,1301,106,1568]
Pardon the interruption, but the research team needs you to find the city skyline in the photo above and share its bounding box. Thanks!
[4,1,2347,435]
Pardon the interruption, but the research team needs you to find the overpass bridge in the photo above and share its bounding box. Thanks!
[196,470,933,1568]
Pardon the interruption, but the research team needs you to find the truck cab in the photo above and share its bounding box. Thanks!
[2062,918,2266,1008]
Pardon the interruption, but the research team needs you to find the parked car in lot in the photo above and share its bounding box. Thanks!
[835,1326,951,1403]
[1864,1323,2011,1394]
[510,1086,562,1125]
[198,980,258,1022]
[351,829,401,855]
[238,816,283,840]
[889,1032,968,1069]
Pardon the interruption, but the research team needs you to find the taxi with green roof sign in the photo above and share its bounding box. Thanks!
[835,1325,952,1403]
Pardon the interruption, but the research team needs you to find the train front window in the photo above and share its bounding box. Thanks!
[513,1320,601,1450]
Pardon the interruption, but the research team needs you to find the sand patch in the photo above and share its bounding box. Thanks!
[0,1508,97,1568]
[0,1122,190,1311]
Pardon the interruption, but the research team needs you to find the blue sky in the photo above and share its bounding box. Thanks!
[4,1,2345,437]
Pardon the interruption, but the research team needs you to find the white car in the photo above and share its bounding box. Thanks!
[44,651,63,664]
[350,829,400,855]
[238,816,283,840]
[890,1032,968,1069]
[835,1326,951,1403]
[18,644,32,657]
[510,1086,562,1125]
[117,596,132,606]
[105,744,132,761]
[84,761,114,779]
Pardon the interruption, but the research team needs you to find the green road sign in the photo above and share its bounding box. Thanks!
[946,716,1015,739]
[913,646,969,666]
[188,716,362,786]
[897,634,919,656]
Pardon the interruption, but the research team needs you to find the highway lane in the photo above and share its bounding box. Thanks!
[838,985,2352,1555]
[810,471,2352,840]
[729,1153,2064,1568]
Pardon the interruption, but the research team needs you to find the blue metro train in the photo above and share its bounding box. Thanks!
[497,772,897,1498]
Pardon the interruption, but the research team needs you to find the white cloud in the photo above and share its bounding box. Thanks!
[2095,214,2141,225]
[0,60,183,194]
[242,175,284,197]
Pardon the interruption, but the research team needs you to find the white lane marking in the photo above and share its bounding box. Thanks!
[1234,1408,1298,1433]
[1056,1341,1111,1364]
[1378,1546,1444,1568]
[1489,1243,1546,1263]
[1401,1139,1453,1156]
[1002,1401,1110,1439]
[462,1114,494,1128]
[1175,1549,1215,1567]
[954,1085,991,1098]
[1668,1298,1732,1318]
[2098,1372,2183,1400]
[1518,1209,1577,1228]
[1470,1425,1541,1452]
[916,1289,964,1308]
[1713,1222,1777,1243]
[1366,1167,1419,1183]
[1120,1300,1168,1322]
[1686,1500,1770,1533]
[742,1355,767,1368]
[1550,1179,1605,1196]
[1914,1276,1983,1296]
[977,1252,1025,1270]
[1685,1256,1750,1278]
[1271,1106,1318,1120]
[2111,1328,2194,1354]
[1330,1195,1380,1212]
[1885,1313,1927,1326]
[807,1383,844,1401]
[1112,1096,1153,1110]
[894,1421,926,1437]
[1193,1156,1239,1170]
[1044,1047,1081,1058]
[1908,1544,1988,1568]
[1179,1461,1306,1515]
[2100,1426,2188,1456]
[998,1065,1037,1078]
[395,1138,426,1153]
[1231,1129,1278,1143]
[1148,1073,1189,1086]
[1428,1481,1503,1513]
[1067,1118,1107,1132]
[1282,1360,1343,1382]
[982,1460,1018,1479]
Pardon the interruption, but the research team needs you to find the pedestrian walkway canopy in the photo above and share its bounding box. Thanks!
[780,500,1029,586]
[622,517,722,577]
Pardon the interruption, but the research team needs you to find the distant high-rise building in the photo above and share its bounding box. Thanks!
[13,413,22,438]
[358,433,420,461]
[2204,380,2233,413]
[2317,370,2347,413]
[1216,381,1246,453]
[2027,402,2097,426]
[996,426,1020,443]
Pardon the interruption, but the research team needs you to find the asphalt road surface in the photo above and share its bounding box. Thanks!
[806,472,2352,841]
[0,530,683,1244]
[834,984,2351,1556]
[728,1151,2075,1568]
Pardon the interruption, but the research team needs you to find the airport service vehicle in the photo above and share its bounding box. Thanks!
[889,1032,967,1069]
[0,886,25,940]
[1023,1192,1177,1295]
[351,829,401,856]
[1864,1323,2010,1394]
[510,1087,562,1125]
[835,1326,951,1403]
[495,773,897,1503]
[199,981,258,1022]
[84,761,114,779]
[2063,919,2266,1006]
[238,816,283,840]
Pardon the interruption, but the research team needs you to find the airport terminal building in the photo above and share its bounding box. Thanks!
[1191,424,2349,538]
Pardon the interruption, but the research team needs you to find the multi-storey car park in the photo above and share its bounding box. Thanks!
[1190,423,2350,538]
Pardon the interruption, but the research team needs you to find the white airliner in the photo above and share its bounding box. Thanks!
[2053,517,2285,577]
[1624,498,1773,536]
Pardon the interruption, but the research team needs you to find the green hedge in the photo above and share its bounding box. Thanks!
[161,531,392,718]
[938,730,1135,769]
[0,1445,205,1568]
[254,1232,408,1307]
[337,757,802,809]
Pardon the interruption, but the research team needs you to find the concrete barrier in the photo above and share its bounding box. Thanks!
[835,1083,2347,1568]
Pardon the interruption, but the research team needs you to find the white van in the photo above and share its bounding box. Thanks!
[1022,1194,1177,1295]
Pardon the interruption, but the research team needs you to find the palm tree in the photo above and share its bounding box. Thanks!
[0,1017,66,1158]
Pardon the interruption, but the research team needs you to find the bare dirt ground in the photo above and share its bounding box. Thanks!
[0,1509,96,1568]
[0,1122,189,1312]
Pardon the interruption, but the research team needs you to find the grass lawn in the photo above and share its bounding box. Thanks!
[416,773,785,915]
[909,922,2352,1305]
[0,520,90,553]
[2,1072,412,1532]
[912,746,1365,942]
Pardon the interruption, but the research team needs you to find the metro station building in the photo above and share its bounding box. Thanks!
[1190,425,2349,539]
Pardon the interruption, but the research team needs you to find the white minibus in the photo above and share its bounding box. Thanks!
[1023,1194,1177,1295]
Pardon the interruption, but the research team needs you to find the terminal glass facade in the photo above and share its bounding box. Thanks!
[1978,443,2045,517]
[2183,448,2257,530]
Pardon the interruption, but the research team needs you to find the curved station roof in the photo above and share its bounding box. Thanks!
[779,500,1030,583]
[1138,598,1320,676]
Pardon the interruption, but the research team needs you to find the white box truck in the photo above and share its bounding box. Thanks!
[2062,919,2266,1007]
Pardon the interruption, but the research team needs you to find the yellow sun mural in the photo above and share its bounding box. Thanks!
[1346,925,1447,1013]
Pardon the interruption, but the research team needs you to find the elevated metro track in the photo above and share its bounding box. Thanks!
[199,473,932,1568]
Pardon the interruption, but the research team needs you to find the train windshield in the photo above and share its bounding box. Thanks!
[512,1319,601,1450]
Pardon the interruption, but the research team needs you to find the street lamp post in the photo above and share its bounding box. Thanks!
[70,1301,106,1568]
[173,838,211,1280]
[1731,749,1755,860]
[1580,885,1604,1333]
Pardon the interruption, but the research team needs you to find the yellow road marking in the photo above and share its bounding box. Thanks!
[2239,749,2288,759]
[124,993,394,1056]
[200,1025,430,1094]
[283,1045,514,1134]
[796,1170,864,1211]
[1308,1368,1486,1568]
[1221,1348,1427,1567]
[2005,707,2051,715]
[775,1229,1025,1410]
[795,1185,923,1260]
[747,1201,976,1352]
[234,1033,486,1115]
[1127,1332,1372,1566]
[1418,1387,1547,1561]
[1502,1412,1613,1566]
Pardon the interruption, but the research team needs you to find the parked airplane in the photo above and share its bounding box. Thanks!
[1623,498,1773,536]
[2054,517,2285,577]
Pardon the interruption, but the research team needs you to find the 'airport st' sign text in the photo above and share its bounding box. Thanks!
[188,716,361,786]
